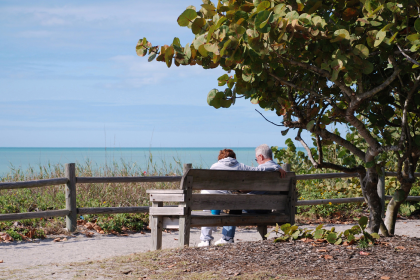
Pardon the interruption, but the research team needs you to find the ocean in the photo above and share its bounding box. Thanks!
[0,147,304,177]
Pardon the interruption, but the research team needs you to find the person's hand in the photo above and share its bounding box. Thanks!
[278,168,287,178]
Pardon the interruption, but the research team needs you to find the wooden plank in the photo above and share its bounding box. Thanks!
[151,202,163,250]
[190,213,290,227]
[257,225,267,240]
[78,207,149,215]
[65,163,77,232]
[0,209,70,221]
[146,189,185,194]
[190,194,287,210]
[288,176,297,225]
[185,169,294,191]
[296,173,359,180]
[149,207,186,215]
[297,197,365,206]
[0,178,68,190]
[76,176,182,184]
[385,172,420,177]
[150,194,185,202]
[162,217,180,229]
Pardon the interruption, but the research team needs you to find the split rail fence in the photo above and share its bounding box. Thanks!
[0,163,419,232]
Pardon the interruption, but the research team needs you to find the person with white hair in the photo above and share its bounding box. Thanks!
[213,144,286,246]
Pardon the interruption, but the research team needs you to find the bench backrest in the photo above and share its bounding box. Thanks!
[180,169,295,192]
[180,169,296,212]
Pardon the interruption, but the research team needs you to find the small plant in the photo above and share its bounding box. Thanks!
[266,216,380,247]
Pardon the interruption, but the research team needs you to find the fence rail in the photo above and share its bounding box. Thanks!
[1,163,419,231]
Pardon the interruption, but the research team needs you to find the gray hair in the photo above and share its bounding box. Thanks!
[255,144,272,159]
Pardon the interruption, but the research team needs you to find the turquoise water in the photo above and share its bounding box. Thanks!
[0,147,303,177]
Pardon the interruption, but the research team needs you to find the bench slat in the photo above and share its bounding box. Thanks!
[185,169,293,191]
[190,194,287,210]
[150,193,185,202]
[149,207,186,215]
[146,190,185,194]
[190,213,290,227]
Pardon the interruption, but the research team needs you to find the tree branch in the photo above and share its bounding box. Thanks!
[396,43,420,66]
[315,128,366,160]
[351,56,402,109]
[254,109,284,127]
[319,162,365,174]
[295,129,319,168]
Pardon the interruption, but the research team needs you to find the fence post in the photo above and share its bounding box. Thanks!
[377,167,385,218]
[282,163,291,172]
[65,163,77,232]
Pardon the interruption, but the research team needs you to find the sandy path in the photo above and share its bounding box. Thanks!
[0,220,418,270]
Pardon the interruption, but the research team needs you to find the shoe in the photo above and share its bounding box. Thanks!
[197,240,211,247]
[214,238,234,245]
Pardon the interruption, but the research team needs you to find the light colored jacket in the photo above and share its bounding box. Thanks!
[202,158,281,194]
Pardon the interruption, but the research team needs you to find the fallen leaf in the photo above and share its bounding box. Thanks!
[85,232,94,238]
[380,276,390,280]
[140,231,145,234]
[342,241,349,246]
[183,269,191,272]
[99,230,105,234]
[146,226,151,230]
[0,260,3,263]
[53,238,61,242]
[316,249,327,252]
[360,251,370,256]
[84,223,94,230]
[168,264,176,268]
[174,238,178,240]
[395,246,406,250]
[234,272,241,276]
[324,255,333,260]
[62,237,68,241]
[121,234,129,236]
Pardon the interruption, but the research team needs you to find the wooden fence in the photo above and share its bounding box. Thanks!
[0,163,419,232]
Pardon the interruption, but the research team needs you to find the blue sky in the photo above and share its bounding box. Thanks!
[0,0,319,148]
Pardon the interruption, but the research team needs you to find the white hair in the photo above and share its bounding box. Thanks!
[255,144,272,159]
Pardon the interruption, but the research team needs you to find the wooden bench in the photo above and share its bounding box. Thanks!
[147,164,296,250]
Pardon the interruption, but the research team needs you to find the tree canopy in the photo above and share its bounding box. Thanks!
[137,0,420,233]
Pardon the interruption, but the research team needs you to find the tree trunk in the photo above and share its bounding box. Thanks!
[384,181,412,235]
[359,171,383,233]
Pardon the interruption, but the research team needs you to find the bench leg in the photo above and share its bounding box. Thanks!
[179,216,191,248]
[257,225,267,240]
[151,202,163,250]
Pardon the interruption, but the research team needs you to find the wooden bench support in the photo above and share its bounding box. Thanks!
[151,202,163,250]
[257,225,267,240]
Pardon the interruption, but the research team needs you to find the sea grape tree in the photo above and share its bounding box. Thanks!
[137,0,420,234]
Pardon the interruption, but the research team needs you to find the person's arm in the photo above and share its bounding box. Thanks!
[278,168,287,178]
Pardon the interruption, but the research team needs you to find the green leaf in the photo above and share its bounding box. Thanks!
[334,238,342,245]
[365,161,375,168]
[185,43,191,59]
[362,60,374,74]
[256,1,270,12]
[366,30,378,47]
[327,232,337,244]
[415,19,420,33]
[314,229,324,239]
[280,223,291,233]
[407,34,420,42]
[358,216,368,229]
[371,232,380,239]
[217,74,229,86]
[220,39,231,57]
[148,53,157,62]
[177,9,197,27]
[198,45,208,57]
[192,17,206,34]
[374,30,386,47]
[307,1,322,14]
[353,44,369,59]
[165,46,174,68]
[307,120,315,131]
[255,11,272,33]
[273,4,286,16]
[331,29,350,42]
[193,34,206,50]
[338,150,347,158]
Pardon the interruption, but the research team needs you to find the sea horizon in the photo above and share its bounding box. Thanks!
[0,147,306,178]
